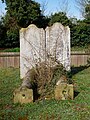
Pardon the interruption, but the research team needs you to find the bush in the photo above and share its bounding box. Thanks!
[5,28,19,48]
[71,22,90,47]
[49,12,72,26]
[0,20,7,48]
[1,47,20,52]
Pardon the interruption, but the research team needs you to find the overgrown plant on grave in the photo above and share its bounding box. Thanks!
[17,59,73,102]
[21,61,69,100]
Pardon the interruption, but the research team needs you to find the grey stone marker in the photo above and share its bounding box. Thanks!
[13,87,33,104]
[55,83,74,100]
[46,23,70,70]
[20,24,45,79]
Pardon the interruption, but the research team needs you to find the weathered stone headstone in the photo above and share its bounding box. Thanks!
[20,23,70,79]
[55,83,74,100]
[13,87,33,104]
[46,23,70,70]
[20,24,45,79]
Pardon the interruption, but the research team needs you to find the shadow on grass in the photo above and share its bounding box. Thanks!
[68,65,90,98]
[74,91,80,98]
[70,65,90,77]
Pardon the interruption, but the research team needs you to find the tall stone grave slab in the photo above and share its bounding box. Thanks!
[20,24,45,78]
[20,23,70,79]
[46,23,70,70]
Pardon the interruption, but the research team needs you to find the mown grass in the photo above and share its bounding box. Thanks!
[0,67,90,120]
[0,46,88,52]
[0,48,20,52]
[71,45,90,52]
[0,46,89,52]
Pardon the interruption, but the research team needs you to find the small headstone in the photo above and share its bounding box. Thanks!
[55,83,73,100]
[13,87,33,104]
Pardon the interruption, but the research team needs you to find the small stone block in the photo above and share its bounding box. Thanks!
[55,83,74,100]
[13,87,33,104]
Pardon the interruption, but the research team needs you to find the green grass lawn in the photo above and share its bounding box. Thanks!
[0,46,88,52]
[0,47,89,52]
[0,67,90,120]
[0,48,20,52]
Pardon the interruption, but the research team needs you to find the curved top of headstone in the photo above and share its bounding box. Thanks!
[20,22,70,33]
[46,22,69,30]
[20,24,44,33]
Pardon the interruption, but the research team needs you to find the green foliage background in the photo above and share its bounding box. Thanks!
[71,22,90,47]
[0,0,90,48]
